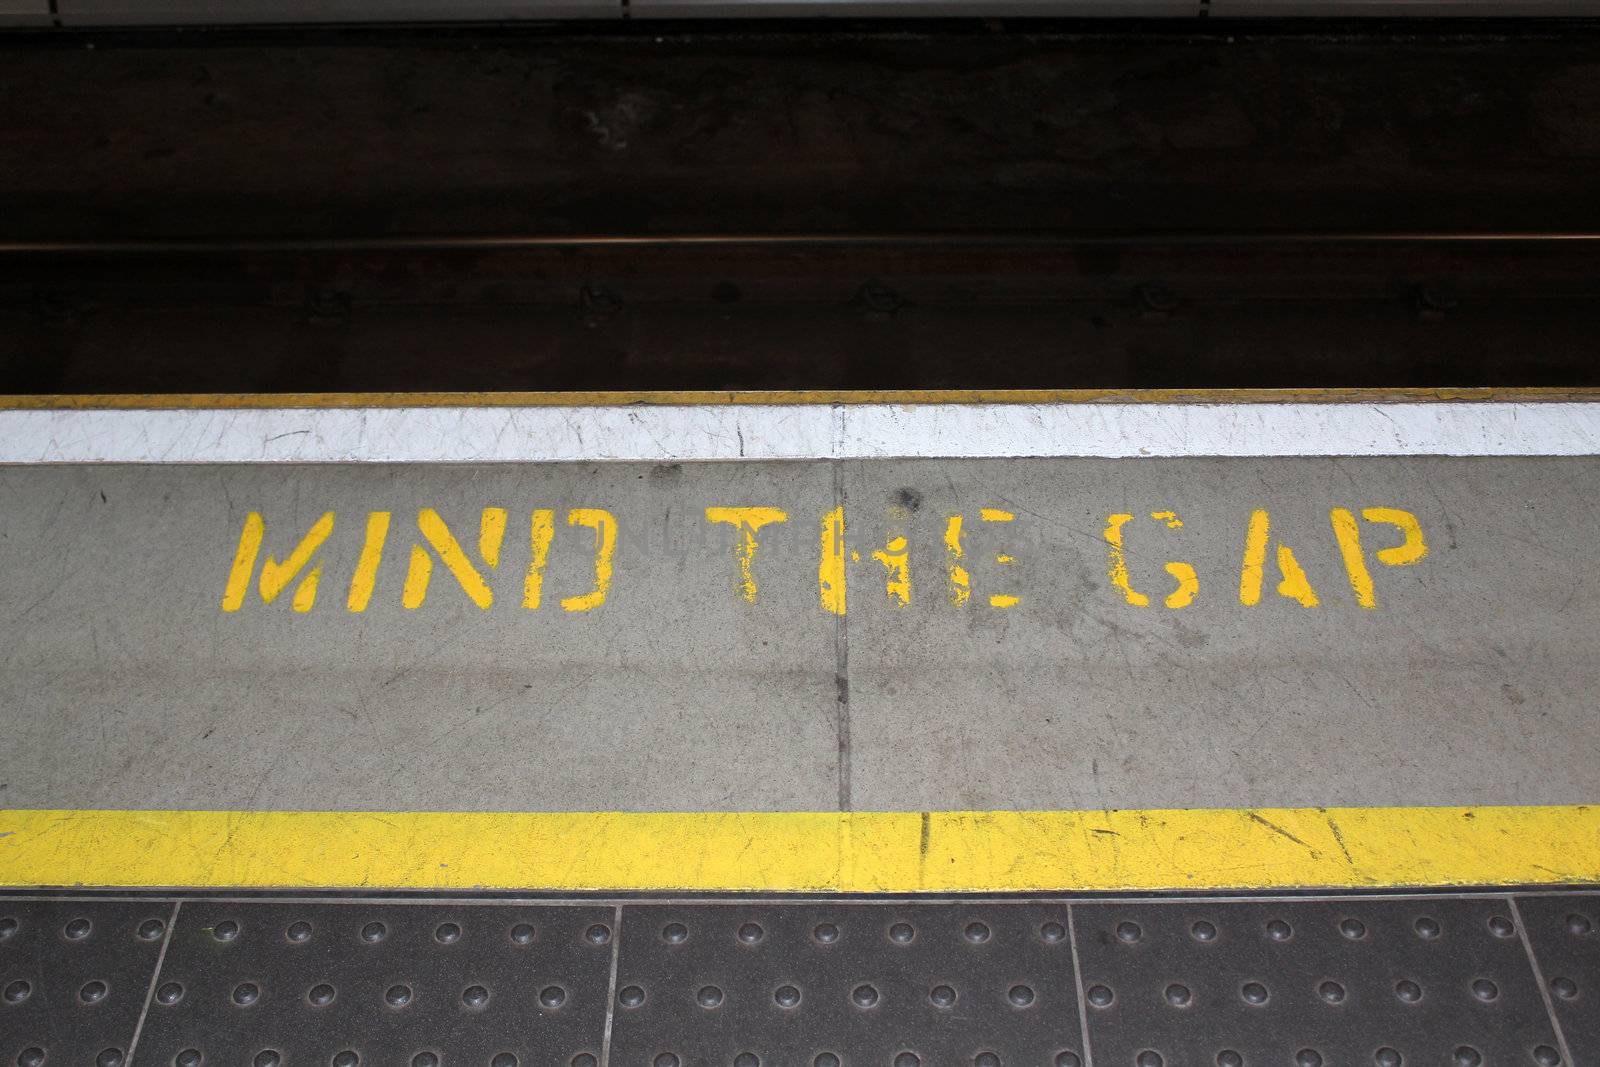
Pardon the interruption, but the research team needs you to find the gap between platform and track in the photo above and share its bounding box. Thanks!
[1,808,1596,893]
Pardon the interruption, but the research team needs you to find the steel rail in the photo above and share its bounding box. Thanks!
[6,231,1600,255]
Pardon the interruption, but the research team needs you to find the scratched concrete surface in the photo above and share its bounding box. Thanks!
[0,458,1594,812]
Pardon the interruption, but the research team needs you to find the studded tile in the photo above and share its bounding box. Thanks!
[609,904,1086,1067]
[1517,894,1600,1065]
[0,900,170,1067]
[134,902,614,1067]
[1074,899,1562,1067]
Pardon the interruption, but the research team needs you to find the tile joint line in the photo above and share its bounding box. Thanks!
[600,903,623,1067]
[125,899,181,1067]
[1508,896,1576,1067]
[1066,903,1097,1067]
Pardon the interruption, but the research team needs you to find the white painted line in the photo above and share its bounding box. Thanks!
[1,402,1598,463]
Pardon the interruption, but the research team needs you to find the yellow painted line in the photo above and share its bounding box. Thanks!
[4,388,1600,411]
[0,807,1596,892]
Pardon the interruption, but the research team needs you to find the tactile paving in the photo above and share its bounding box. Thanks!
[608,904,1088,1067]
[0,893,1589,1067]
[1517,895,1600,1065]
[0,900,171,1067]
[1074,899,1564,1067]
[133,902,616,1067]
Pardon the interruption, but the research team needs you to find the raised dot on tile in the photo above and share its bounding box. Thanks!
[815,1055,840,1067]
[619,985,646,1008]
[1240,982,1268,1006]
[1415,917,1441,940]
[434,922,461,944]
[1472,978,1499,1001]
[462,985,489,1008]
[1318,981,1345,1004]
[1396,980,1423,1003]
[331,1052,358,1067]
[735,1055,759,1067]
[3,979,31,1003]
[738,922,765,944]
[889,922,916,944]
[1041,922,1067,943]
[1115,921,1142,944]
[1453,1047,1482,1067]
[894,1053,920,1067]
[1191,921,1217,942]
[411,1054,438,1067]
[1055,1054,1082,1067]
[176,1051,202,1067]
[307,983,335,1007]
[97,1051,124,1067]
[211,920,238,943]
[137,918,166,941]
[929,984,957,1008]
[65,917,93,940]
[1008,984,1035,1007]
[965,922,991,944]
[814,923,840,944]
[540,985,567,1008]
[1488,915,1515,938]
[586,924,611,945]
[1165,983,1191,1007]
[1216,1052,1243,1067]
[18,1050,45,1067]
[1567,913,1594,936]
[232,983,260,1007]
[973,1054,1000,1067]
[286,921,312,943]
[511,923,536,945]
[1375,1049,1402,1067]
[156,981,185,1006]
[1295,1051,1322,1067]
[852,984,879,1008]
[1266,920,1292,942]
[662,923,689,944]
[1533,1047,1561,1067]
[360,922,387,944]
[1339,918,1366,940]
[492,1055,518,1067]
[655,1054,680,1067]
[385,984,412,1007]
[1136,1052,1163,1067]
[80,980,109,1004]
[774,984,802,1008]
[697,985,726,1008]
[253,1053,282,1067]
[1086,985,1114,1008]
[572,1056,597,1067]
[1551,976,1578,1000]
[0,917,16,940]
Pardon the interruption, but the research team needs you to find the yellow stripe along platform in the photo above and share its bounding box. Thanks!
[2,806,1596,892]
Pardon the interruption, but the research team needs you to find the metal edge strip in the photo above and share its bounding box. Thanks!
[4,388,1600,410]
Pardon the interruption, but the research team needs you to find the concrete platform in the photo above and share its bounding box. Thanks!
[0,395,1595,894]
[0,455,1594,815]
